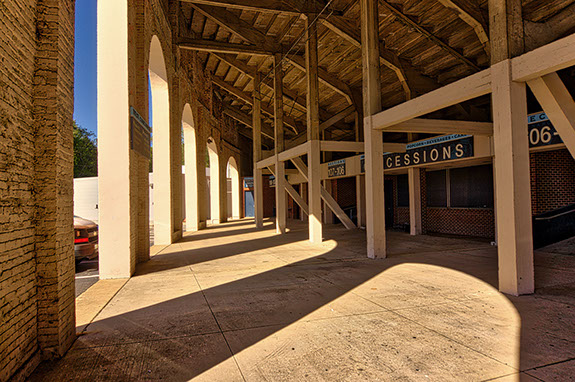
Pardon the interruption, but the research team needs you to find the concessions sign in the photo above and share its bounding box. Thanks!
[384,135,474,170]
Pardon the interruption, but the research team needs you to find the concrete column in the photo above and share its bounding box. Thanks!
[183,105,199,231]
[207,139,220,224]
[408,168,422,235]
[219,153,228,223]
[149,36,174,245]
[491,60,534,296]
[306,16,322,243]
[253,74,264,229]
[230,159,241,220]
[98,0,135,278]
[361,0,386,258]
[274,54,287,234]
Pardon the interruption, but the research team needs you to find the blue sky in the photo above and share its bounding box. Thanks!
[74,0,97,136]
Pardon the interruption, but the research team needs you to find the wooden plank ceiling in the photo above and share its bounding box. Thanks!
[178,0,575,142]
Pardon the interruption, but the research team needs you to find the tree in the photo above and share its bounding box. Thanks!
[73,122,98,178]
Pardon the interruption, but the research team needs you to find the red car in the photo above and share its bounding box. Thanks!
[74,216,98,263]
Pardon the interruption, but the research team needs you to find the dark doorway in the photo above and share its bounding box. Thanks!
[385,180,394,229]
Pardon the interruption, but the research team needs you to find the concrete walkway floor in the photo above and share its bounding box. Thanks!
[31,219,575,381]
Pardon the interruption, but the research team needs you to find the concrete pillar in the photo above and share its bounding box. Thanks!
[408,168,422,235]
[274,54,287,234]
[149,36,174,245]
[230,159,241,220]
[361,0,386,258]
[183,105,199,231]
[253,74,264,229]
[491,60,534,296]
[219,153,228,224]
[306,16,323,243]
[207,139,220,224]
[98,0,135,278]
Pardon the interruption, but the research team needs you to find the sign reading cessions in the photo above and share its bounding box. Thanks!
[384,136,474,170]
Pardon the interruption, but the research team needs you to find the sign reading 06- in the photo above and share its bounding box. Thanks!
[384,135,474,170]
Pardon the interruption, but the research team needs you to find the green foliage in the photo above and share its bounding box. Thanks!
[73,122,98,178]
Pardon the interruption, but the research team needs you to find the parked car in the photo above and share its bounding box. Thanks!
[74,216,98,263]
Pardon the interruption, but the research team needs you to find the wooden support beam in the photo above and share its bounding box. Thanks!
[305,15,323,243]
[256,155,276,169]
[179,0,337,16]
[274,53,287,234]
[379,0,481,71]
[512,33,575,82]
[383,119,493,136]
[528,73,575,159]
[213,77,301,133]
[437,0,490,58]
[320,141,364,152]
[363,0,386,258]
[178,38,273,55]
[278,141,310,162]
[370,69,492,130]
[190,4,277,51]
[489,0,524,64]
[290,157,356,230]
[268,166,309,216]
[524,3,575,51]
[253,73,264,229]
[319,105,355,131]
[491,59,534,296]
[408,168,422,235]
[287,55,355,104]
[383,143,407,153]
[222,104,275,139]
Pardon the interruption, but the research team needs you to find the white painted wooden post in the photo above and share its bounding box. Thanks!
[408,167,422,235]
[253,73,264,229]
[274,54,287,234]
[361,0,386,258]
[492,60,534,295]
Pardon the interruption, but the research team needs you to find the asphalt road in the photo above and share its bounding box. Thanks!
[75,258,99,297]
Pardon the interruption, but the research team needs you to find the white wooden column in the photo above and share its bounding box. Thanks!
[361,0,386,258]
[408,168,422,235]
[274,54,287,234]
[306,16,323,243]
[253,73,264,229]
[492,60,534,295]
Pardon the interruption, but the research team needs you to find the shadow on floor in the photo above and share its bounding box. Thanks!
[31,219,575,381]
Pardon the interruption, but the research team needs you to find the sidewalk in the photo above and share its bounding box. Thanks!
[31,219,575,381]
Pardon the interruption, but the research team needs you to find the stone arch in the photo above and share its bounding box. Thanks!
[227,156,241,220]
[182,103,199,231]
[149,34,173,244]
[207,137,220,224]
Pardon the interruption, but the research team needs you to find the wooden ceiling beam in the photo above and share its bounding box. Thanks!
[379,0,481,71]
[436,0,490,58]
[178,38,273,55]
[321,16,440,97]
[223,104,275,140]
[179,0,340,16]
[213,76,302,134]
[188,5,358,105]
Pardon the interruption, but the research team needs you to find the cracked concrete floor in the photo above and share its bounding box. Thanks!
[31,219,575,381]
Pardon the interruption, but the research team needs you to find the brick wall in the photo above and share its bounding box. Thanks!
[530,149,575,215]
[0,0,76,380]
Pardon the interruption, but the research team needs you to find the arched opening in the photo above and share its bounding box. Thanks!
[148,35,173,245]
[227,157,241,220]
[207,138,220,224]
[182,104,199,231]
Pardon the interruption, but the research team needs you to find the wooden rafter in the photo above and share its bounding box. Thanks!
[185,4,358,104]
[379,0,481,71]
[436,0,490,58]
[179,0,339,16]
[212,76,301,134]
[223,103,275,140]
[178,38,273,55]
